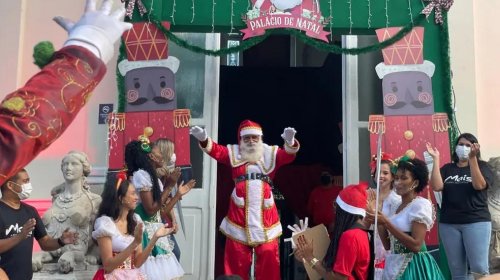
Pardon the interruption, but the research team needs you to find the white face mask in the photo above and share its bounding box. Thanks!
[455,145,471,160]
[167,153,176,168]
[10,182,33,200]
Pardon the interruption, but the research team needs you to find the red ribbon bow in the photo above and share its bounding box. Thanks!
[370,152,395,174]
[116,171,128,190]
[421,0,454,25]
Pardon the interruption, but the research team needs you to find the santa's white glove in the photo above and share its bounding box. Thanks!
[284,217,308,249]
[190,126,208,142]
[55,0,132,64]
[281,127,297,146]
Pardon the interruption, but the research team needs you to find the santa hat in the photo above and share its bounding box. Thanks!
[336,182,369,217]
[238,119,263,141]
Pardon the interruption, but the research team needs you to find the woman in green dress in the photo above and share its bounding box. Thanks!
[124,130,195,280]
[367,156,444,280]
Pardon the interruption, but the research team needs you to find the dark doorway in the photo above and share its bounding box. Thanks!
[214,35,343,279]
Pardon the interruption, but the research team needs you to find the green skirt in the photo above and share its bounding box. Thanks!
[135,203,173,257]
[397,251,445,280]
[384,238,445,280]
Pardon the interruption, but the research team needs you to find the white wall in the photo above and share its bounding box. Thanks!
[472,0,500,160]
[449,0,500,160]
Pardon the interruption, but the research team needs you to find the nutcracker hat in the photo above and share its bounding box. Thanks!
[374,26,435,79]
[238,119,263,141]
[118,22,179,76]
[336,182,369,217]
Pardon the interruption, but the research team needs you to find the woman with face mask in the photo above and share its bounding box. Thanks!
[426,133,495,279]
[154,138,182,261]
[367,157,445,279]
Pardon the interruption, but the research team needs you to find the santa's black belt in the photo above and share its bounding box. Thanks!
[234,173,273,186]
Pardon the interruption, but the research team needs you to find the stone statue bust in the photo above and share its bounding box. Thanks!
[32,151,102,273]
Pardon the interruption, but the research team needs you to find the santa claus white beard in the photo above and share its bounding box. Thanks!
[239,140,264,163]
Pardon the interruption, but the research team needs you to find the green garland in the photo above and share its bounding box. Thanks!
[148,13,425,56]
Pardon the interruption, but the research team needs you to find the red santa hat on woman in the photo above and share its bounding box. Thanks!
[238,119,263,141]
[335,182,369,217]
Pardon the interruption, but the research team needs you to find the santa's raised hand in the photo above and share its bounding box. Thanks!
[190,126,208,142]
[281,127,297,146]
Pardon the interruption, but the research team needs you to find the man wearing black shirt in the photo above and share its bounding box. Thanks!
[0,169,78,280]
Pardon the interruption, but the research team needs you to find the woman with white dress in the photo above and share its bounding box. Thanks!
[367,157,444,279]
[92,172,172,280]
[124,135,195,280]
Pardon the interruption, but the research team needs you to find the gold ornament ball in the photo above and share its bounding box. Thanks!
[144,127,154,137]
[403,130,414,140]
[405,149,416,159]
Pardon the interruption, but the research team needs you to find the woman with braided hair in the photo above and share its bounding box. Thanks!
[124,129,195,280]
[367,157,444,279]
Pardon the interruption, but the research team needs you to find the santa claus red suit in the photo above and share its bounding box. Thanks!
[0,0,131,185]
[191,120,300,280]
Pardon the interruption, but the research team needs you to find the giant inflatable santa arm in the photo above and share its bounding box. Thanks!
[0,0,131,185]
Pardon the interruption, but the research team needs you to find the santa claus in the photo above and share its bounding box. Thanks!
[190,120,300,280]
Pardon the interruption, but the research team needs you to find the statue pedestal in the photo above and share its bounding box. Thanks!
[32,263,100,280]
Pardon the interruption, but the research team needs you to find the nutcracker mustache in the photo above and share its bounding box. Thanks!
[240,139,264,163]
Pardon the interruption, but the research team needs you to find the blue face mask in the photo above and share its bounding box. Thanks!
[455,145,471,160]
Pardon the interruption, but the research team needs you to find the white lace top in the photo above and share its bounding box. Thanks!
[92,215,143,252]
[386,197,434,232]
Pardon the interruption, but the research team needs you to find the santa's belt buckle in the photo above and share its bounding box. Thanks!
[249,173,260,180]
[234,173,273,186]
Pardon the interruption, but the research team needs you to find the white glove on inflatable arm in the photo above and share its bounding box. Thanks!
[281,127,297,146]
[190,126,208,142]
[284,217,308,249]
[55,0,132,64]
